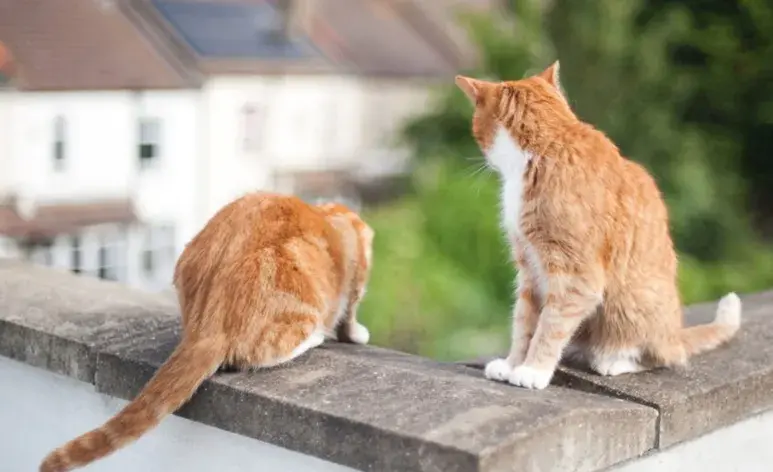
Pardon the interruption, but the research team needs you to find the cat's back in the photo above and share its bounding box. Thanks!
[564,123,666,212]
[175,193,334,281]
[206,192,326,244]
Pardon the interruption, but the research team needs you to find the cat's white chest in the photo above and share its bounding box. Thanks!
[485,126,531,238]
[501,178,524,237]
[486,126,547,297]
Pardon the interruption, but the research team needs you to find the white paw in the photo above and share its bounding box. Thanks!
[593,358,643,376]
[484,358,513,382]
[591,348,644,376]
[508,365,553,390]
[308,331,326,348]
[716,292,741,327]
[347,322,370,345]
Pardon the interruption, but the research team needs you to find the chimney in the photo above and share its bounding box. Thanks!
[271,0,312,42]
[0,41,14,83]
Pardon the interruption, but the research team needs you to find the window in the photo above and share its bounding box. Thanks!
[141,225,176,282]
[325,97,339,153]
[97,241,118,281]
[53,116,66,171]
[241,103,265,152]
[93,229,126,281]
[70,235,81,274]
[29,240,53,266]
[138,118,161,167]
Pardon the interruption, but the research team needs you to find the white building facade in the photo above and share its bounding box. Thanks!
[0,89,197,291]
[0,0,480,293]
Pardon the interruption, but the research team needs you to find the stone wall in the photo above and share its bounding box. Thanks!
[1,259,772,471]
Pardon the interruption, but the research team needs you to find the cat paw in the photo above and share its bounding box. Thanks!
[484,358,513,382]
[593,358,644,377]
[347,322,370,345]
[508,365,552,390]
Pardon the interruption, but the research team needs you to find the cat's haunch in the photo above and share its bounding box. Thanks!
[39,192,374,472]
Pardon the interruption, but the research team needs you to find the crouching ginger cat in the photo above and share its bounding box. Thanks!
[455,62,742,390]
[40,192,374,471]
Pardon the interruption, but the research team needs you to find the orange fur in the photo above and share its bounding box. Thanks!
[456,62,742,389]
[39,192,374,471]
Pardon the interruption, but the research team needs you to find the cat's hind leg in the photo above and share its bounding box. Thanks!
[249,311,324,369]
[588,348,647,376]
[332,284,371,345]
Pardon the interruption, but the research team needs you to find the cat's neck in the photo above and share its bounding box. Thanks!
[506,113,580,160]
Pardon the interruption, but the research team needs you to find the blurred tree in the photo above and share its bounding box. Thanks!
[406,0,756,262]
[360,0,555,359]
[640,0,773,236]
[360,0,773,360]
[548,0,757,261]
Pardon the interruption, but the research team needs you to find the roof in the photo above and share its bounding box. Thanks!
[310,0,457,78]
[0,0,492,90]
[141,0,335,75]
[0,198,138,240]
[153,1,318,59]
[139,0,494,78]
[0,0,198,91]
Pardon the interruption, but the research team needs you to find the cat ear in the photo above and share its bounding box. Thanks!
[455,76,493,103]
[538,61,560,88]
[538,61,567,101]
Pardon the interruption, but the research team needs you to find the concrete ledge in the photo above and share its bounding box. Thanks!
[0,260,178,382]
[0,260,656,471]
[462,291,773,454]
[555,292,773,448]
[4,261,771,471]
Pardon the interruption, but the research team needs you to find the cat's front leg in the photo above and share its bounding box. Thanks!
[507,275,601,389]
[485,267,540,381]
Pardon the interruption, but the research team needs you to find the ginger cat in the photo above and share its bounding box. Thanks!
[40,192,374,471]
[455,62,742,390]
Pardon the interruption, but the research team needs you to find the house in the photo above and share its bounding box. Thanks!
[0,0,492,292]
[0,0,199,291]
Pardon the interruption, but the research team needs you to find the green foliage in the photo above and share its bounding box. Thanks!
[358,197,510,360]
[548,0,753,261]
[359,0,773,360]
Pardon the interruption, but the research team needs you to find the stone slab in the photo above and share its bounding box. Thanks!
[557,291,773,448]
[97,331,657,472]
[463,292,773,449]
[0,261,659,471]
[0,259,179,382]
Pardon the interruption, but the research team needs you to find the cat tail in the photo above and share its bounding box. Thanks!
[680,292,742,357]
[39,336,227,472]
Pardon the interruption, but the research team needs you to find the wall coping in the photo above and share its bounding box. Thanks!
[1,259,772,471]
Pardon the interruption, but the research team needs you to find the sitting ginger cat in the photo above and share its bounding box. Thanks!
[40,193,374,471]
[455,62,741,390]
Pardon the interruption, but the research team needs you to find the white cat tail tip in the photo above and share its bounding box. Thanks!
[715,292,741,328]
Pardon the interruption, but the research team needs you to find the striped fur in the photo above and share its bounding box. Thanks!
[456,62,741,390]
[39,192,374,471]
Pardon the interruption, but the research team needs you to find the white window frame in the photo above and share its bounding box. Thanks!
[70,234,82,274]
[53,115,66,171]
[241,103,266,153]
[96,231,125,282]
[141,225,176,284]
[138,117,162,168]
[29,240,54,267]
